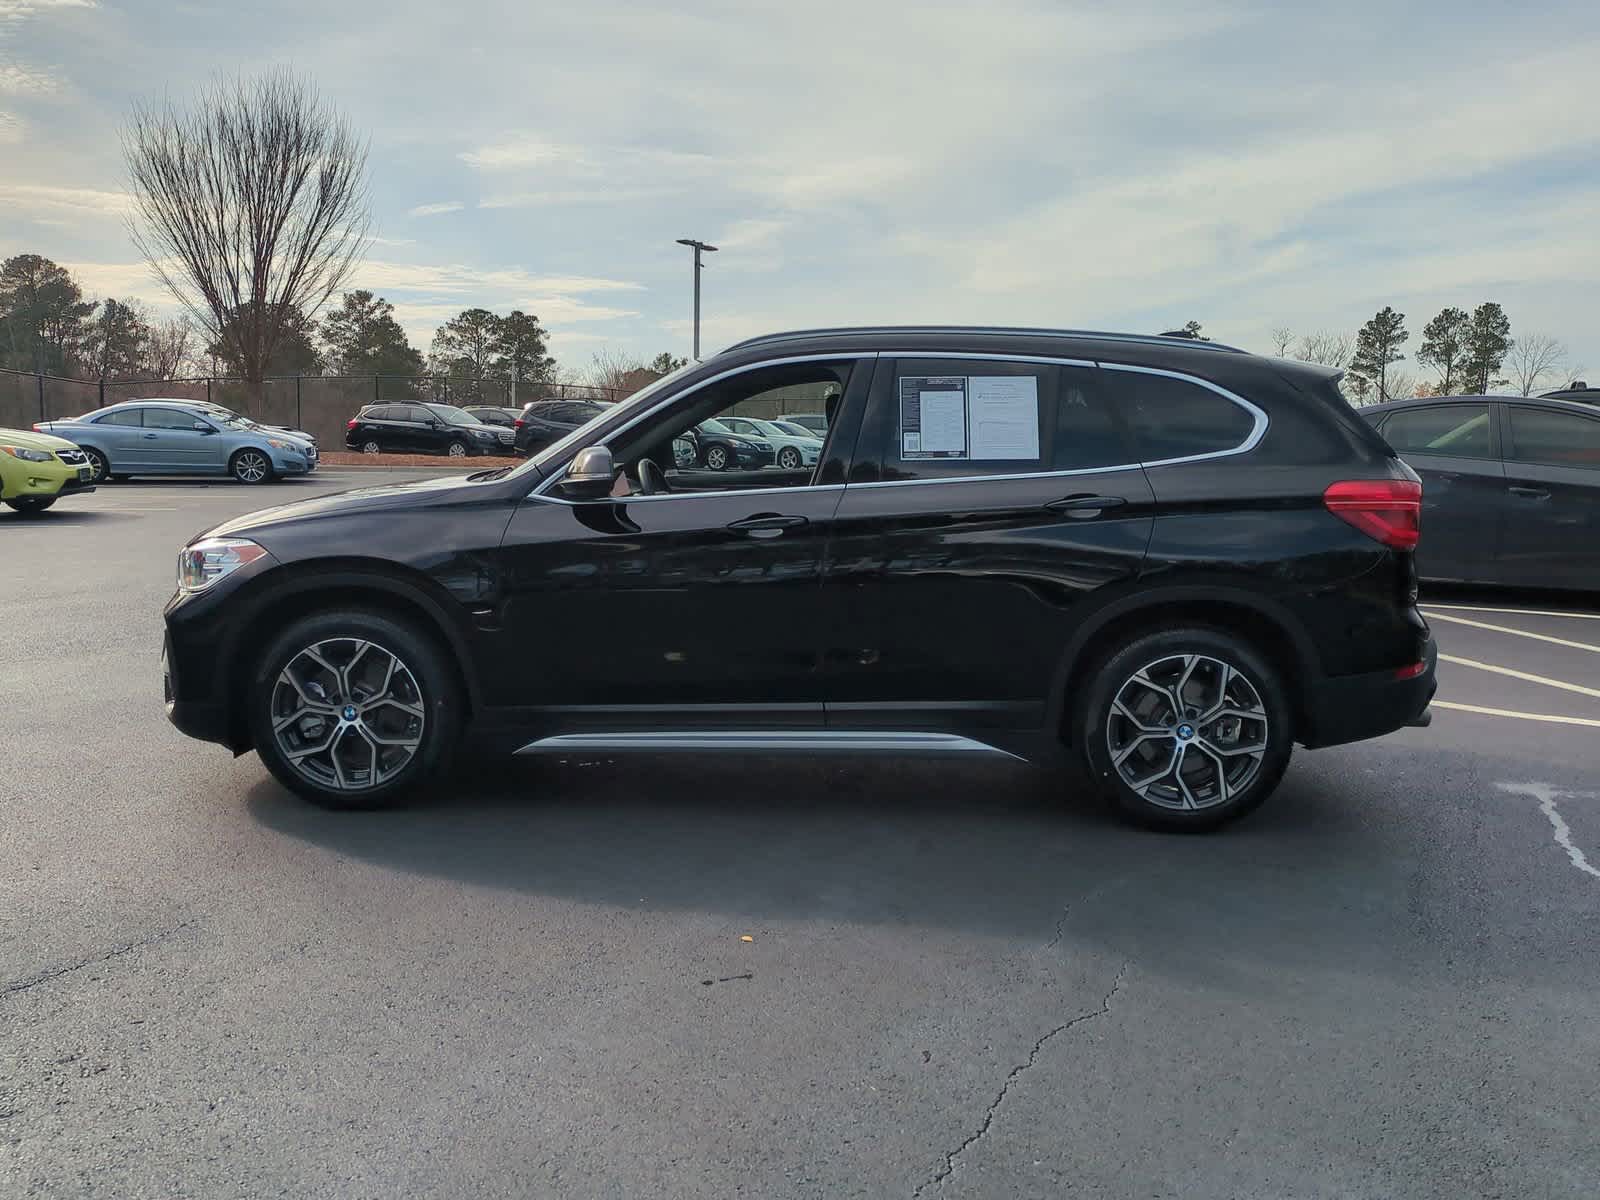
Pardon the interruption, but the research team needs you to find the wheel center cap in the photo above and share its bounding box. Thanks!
[342,704,358,721]
[1176,723,1196,741]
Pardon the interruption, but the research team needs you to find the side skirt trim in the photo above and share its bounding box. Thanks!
[514,730,1026,761]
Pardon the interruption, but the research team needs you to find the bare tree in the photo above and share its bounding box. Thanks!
[1505,333,1568,396]
[1385,369,1418,401]
[1294,331,1353,369]
[586,347,645,394]
[1270,327,1295,357]
[145,315,197,378]
[122,69,370,411]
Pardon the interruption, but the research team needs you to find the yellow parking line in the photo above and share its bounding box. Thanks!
[1432,701,1600,729]
[1440,654,1600,701]
[1424,612,1600,655]
[1424,602,1600,621]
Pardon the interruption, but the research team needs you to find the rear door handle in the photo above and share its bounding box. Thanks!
[727,514,809,538]
[1509,486,1550,500]
[1046,494,1127,518]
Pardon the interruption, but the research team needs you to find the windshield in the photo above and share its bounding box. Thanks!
[428,404,479,426]
[210,411,252,429]
[510,362,697,479]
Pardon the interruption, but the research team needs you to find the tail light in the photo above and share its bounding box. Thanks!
[346,418,357,430]
[31,423,42,432]
[513,418,524,429]
[1323,479,1421,550]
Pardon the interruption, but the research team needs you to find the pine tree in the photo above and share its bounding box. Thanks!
[1416,307,1469,395]
[1459,302,1512,394]
[1351,307,1409,401]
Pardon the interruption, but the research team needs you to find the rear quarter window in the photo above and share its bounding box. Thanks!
[1108,369,1255,462]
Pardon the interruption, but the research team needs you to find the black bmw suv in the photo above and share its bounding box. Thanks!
[165,326,1435,829]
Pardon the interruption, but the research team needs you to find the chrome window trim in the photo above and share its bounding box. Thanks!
[528,350,1268,503]
[531,351,871,497]
[528,482,846,508]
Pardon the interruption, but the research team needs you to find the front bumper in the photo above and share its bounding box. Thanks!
[735,447,777,468]
[3,460,89,499]
[1301,636,1437,749]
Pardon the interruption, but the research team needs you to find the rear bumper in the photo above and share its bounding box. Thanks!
[1301,636,1437,749]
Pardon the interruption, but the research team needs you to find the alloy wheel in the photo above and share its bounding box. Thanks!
[706,446,729,469]
[270,637,426,792]
[1104,653,1268,811]
[362,440,380,454]
[234,451,269,483]
[778,447,801,469]
[447,441,467,457]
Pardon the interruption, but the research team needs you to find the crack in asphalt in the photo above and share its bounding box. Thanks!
[2,920,195,999]
[911,961,1129,1198]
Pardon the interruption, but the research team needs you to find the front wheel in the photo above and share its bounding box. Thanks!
[1079,628,1293,830]
[446,440,469,458]
[248,610,461,809]
[6,496,57,515]
[777,446,802,469]
[704,444,731,470]
[231,448,273,484]
[81,446,110,483]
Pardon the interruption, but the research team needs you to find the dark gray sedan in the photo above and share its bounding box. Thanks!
[1360,394,1600,589]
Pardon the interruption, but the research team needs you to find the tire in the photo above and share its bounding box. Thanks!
[446,440,469,458]
[1078,627,1293,831]
[361,440,381,455]
[248,609,462,810]
[777,446,802,469]
[230,448,273,484]
[6,496,56,515]
[704,444,731,470]
[81,446,110,483]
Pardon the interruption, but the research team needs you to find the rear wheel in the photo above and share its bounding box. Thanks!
[248,610,461,809]
[5,496,56,515]
[1079,628,1293,830]
[230,448,273,484]
[81,446,110,483]
[361,440,381,455]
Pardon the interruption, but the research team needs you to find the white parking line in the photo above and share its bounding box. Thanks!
[1440,654,1600,701]
[1497,783,1600,882]
[1424,612,1600,655]
[1432,700,1600,729]
[1424,603,1600,621]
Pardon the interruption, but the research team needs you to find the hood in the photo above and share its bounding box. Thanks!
[203,472,508,540]
[0,426,79,452]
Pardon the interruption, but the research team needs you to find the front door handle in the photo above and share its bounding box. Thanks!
[1509,486,1550,500]
[727,513,809,538]
[1046,494,1127,518]
[143,432,159,439]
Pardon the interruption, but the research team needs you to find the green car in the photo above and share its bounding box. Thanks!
[0,426,98,515]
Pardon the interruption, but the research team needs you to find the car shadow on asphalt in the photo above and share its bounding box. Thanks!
[1,509,130,524]
[242,753,1378,956]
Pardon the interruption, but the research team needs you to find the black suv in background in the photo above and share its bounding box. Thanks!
[166,326,1435,829]
[513,399,609,455]
[345,402,515,456]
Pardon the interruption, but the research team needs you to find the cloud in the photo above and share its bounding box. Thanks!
[0,63,60,92]
[356,260,643,296]
[477,187,668,209]
[406,200,464,217]
[0,183,128,216]
[0,0,96,20]
[0,109,18,142]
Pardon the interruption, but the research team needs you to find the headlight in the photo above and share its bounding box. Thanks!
[473,429,496,439]
[1,445,54,463]
[177,537,269,593]
[728,438,753,450]
[265,438,297,451]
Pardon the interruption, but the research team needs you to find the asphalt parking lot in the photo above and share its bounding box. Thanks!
[4,473,1598,1199]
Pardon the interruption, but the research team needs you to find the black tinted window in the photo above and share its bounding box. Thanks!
[1114,371,1254,462]
[880,360,1126,481]
[1507,407,1600,468]
[362,406,393,421]
[144,408,206,430]
[94,408,142,426]
[1382,405,1491,459]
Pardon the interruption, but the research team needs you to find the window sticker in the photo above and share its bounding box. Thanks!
[898,376,968,459]
[968,376,1040,460]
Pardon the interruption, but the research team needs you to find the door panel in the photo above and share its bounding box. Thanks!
[491,487,844,724]
[822,470,1155,728]
[142,410,226,471]
[1498,404,1600,588]
[1377,404,1503,583]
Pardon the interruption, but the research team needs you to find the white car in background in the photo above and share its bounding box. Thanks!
[718,416,823,469]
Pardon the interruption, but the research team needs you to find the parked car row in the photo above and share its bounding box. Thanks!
[345,402,517,457]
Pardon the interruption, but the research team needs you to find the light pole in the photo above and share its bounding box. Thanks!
[675,237,718,360]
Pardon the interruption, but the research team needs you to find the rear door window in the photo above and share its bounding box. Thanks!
[875,359,1128,482]
[95,408,143,426]
[1107,369,1256,462]
[1382,405,1492,459]
[1506,406,1600,468]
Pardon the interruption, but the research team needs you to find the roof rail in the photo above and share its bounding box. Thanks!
[718,325,1250,356]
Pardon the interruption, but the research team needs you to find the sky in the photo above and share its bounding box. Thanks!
[3,0,1598,383]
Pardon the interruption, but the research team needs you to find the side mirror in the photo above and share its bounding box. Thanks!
[558,445,616,500]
